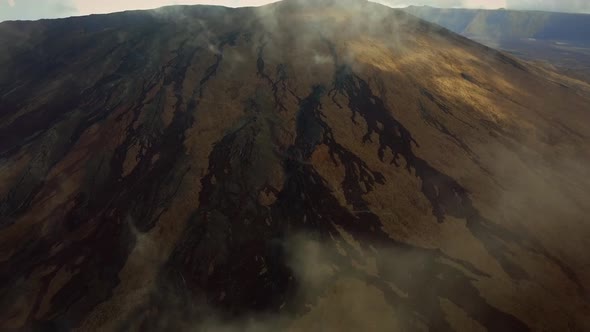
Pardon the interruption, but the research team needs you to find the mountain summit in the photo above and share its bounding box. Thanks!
[1,1,589,331]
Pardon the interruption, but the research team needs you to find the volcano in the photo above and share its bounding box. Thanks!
[1,0,589,331]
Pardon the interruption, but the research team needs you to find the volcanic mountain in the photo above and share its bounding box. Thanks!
[1,0,590,330]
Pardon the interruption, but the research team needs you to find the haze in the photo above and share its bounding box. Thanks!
[1,0,589,22]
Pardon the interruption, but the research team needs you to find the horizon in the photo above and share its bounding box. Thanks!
[1,0,590,22]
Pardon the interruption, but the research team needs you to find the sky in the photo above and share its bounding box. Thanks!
[1,0,589,22]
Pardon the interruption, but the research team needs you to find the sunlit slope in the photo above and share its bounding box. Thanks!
[1,1,589,330]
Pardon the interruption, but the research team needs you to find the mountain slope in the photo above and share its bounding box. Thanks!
[1,1,590,331]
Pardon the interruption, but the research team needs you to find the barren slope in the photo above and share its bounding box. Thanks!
[1,1,589,331]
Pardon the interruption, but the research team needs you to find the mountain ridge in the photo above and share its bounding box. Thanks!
[404,5,590,41]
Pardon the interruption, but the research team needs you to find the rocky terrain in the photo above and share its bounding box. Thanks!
[1,0,589,330]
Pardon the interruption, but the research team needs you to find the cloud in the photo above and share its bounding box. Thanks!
[507,0,590,13]
[380,0,590,12]
[72,0,282,16]
[378,0,504,9]
[0,0,77,21]
[0,0,280,22]
[114,232,411,331]
[1,0,590,22]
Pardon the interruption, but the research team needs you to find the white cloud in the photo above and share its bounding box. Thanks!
[380,0,589,12]
[1,0,589,22]
[72,0,279,15]
[463,0,507,9]
[1,0,77,21]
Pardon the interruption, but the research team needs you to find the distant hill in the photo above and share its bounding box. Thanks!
[405,6,590,82]
[405,6,590,42]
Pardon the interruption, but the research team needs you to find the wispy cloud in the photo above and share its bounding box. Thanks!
[1,0,77,21]
[1,1,589,25]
